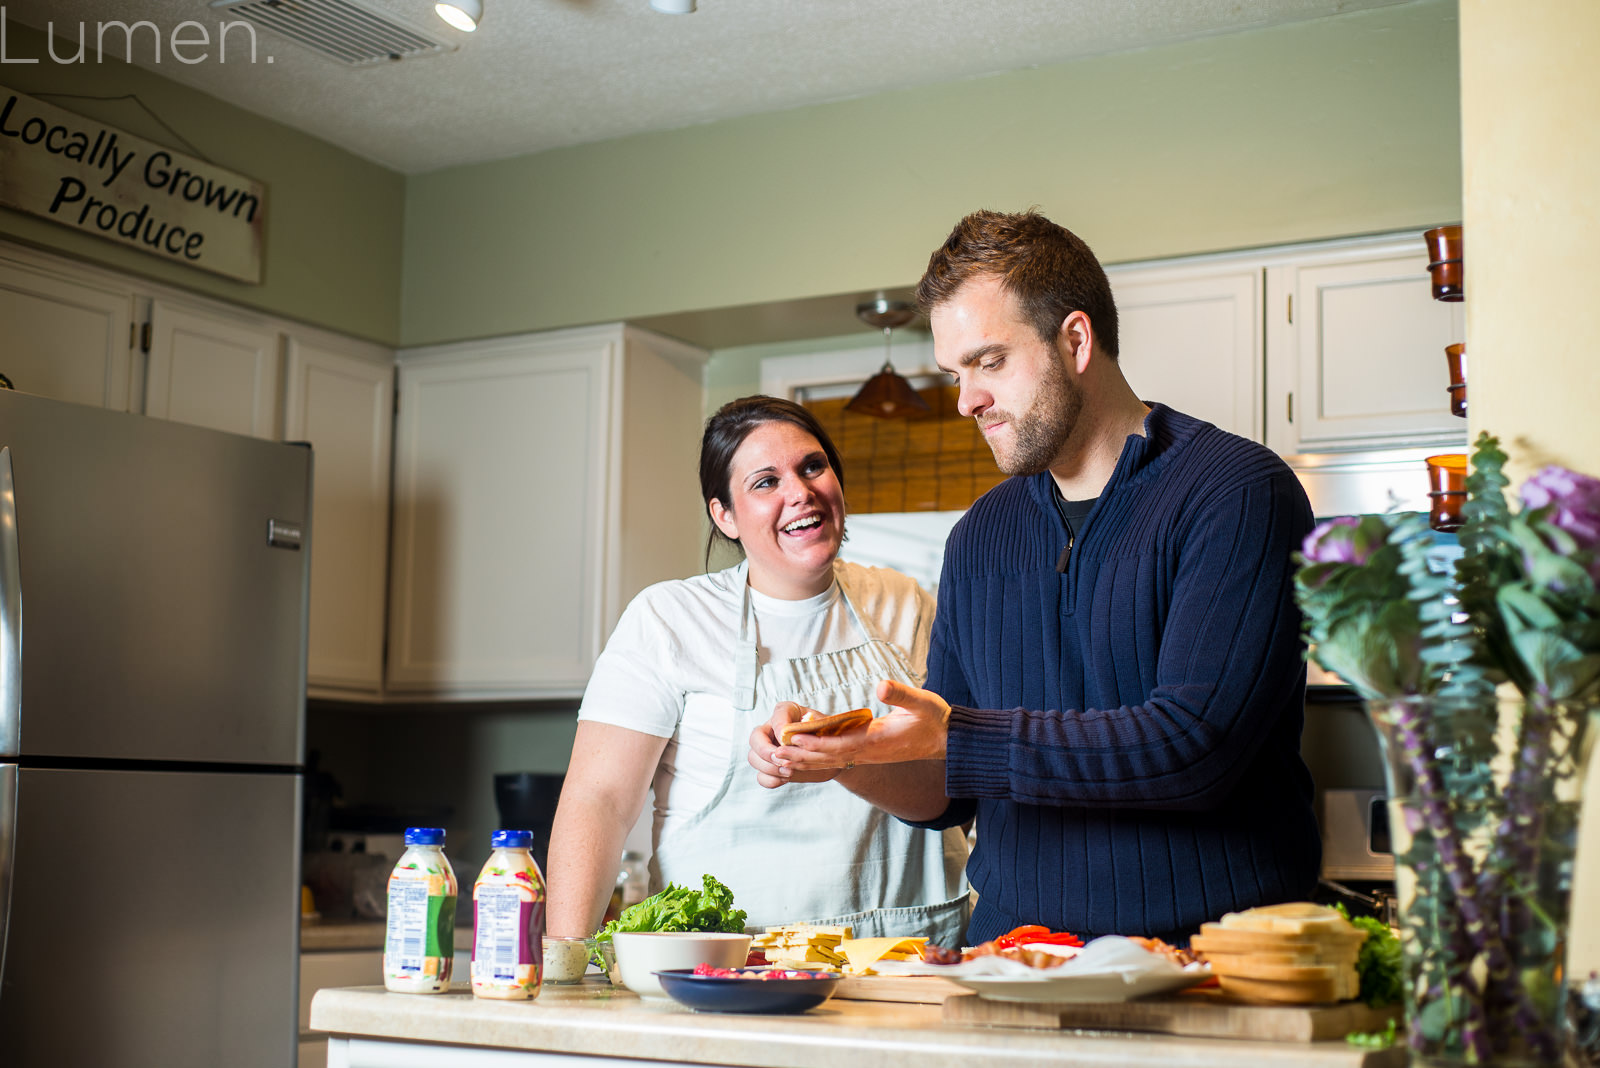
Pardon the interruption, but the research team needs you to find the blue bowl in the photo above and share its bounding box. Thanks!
[652,968,841,1014]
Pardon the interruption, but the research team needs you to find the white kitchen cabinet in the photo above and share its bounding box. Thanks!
[285,336,396,695]
[1109,262,1262,441]
[388,324,707,698]
[144,297,284,439]
[0,249,138,410]
[1265,239,1466,454]
[0,238,399,698]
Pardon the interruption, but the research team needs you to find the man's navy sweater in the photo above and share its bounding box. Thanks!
[922,404,1320,944]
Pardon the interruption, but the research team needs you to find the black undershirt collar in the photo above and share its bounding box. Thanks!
[1050,481,1097,573]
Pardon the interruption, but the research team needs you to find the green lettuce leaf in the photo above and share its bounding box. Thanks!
[593,873,747,944]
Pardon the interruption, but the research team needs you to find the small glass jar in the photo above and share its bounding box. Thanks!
[541,936,595,985]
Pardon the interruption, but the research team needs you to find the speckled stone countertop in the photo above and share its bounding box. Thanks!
[310,979,1404,1068]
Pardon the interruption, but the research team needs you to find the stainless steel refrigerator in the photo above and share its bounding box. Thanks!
[1,388,310,1068]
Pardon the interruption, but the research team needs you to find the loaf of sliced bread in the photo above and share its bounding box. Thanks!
[1193,903,1367,1005]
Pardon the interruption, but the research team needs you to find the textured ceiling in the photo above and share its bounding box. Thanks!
[4,0,1418,174]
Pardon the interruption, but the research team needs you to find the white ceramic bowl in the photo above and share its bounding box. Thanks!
[610,932,752,999]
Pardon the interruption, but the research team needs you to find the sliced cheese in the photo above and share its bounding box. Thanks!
[769,958,842,973]
[839,936,928,974]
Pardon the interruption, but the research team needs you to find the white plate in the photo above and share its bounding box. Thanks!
[946,966,1209,1003]
[877,936,1211,1004]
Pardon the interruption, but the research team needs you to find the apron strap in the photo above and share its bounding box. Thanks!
[732,561,916,710]
[732,564,759,710]
[834,566,917,684]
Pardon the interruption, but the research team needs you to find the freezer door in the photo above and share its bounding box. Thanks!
[0,389,309,765]
[0,766,301,1068]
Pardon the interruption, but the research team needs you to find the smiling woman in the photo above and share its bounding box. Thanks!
[543,395,970,949]
[705,419,846,601]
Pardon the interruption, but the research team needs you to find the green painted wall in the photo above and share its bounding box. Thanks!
[0,22,403,344]
[402,0,1461,347]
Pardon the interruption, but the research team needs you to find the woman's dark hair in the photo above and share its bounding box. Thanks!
[699,395,845,563]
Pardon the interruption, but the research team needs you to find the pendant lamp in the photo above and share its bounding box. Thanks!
[845,297,931,418]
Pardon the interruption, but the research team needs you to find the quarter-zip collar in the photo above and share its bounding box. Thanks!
[1024,403,1197,590]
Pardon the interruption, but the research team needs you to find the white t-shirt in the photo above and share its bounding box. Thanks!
[578,560,935,843]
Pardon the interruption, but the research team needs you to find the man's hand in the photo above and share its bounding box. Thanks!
[764,680,950,777]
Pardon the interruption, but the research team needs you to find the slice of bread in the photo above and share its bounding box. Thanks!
[778,707,872,745]
[1203,958,1346,982]
[1214,902,1357,936]
[1191,933,1364,961]
[1219,973,1347,1004]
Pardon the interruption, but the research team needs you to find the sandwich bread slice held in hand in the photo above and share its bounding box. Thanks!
[777,707,872,746]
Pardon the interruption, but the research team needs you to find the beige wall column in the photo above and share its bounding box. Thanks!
[1459,0,1600,976]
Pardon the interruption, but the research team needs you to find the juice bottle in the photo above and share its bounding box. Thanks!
[471,829,547,1000]
[384,827,458,994]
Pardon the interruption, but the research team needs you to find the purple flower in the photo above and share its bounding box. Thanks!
[1520,466,1600,550]
[1302,516,1379,565]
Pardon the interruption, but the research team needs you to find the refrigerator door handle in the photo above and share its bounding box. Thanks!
[0,446,19,757]
[0,763,15,990]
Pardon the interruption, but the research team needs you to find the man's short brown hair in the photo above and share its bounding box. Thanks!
[914,209,1119,360]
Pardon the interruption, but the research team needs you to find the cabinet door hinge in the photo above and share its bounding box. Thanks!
[1287,393,1294,424]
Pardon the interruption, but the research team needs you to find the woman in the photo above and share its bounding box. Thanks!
[545,396,969,944]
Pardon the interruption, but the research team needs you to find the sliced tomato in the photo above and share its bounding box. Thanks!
[992,925,1049,949]
[992,924,1084,950]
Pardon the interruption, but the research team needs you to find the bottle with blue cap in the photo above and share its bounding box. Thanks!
[471,829,547,999]
[383,827,459,994]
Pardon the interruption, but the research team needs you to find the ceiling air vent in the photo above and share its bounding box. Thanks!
[209,0,454,66]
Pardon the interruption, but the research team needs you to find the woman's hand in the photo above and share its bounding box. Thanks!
[748,700,845,788]
[763,680,951,777]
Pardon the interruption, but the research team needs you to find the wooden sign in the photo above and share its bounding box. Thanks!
[0,85,264,283]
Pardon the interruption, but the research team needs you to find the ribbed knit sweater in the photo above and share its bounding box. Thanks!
[922,404,1320,944]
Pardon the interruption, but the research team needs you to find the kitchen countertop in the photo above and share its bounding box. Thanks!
[310,979,1404,1068]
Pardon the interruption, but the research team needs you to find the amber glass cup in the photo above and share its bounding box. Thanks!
[1445,343,1467,417]
[1423,226,1464,302]
[1426,454,1468,531]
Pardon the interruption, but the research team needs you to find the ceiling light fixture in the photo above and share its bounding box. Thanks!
[649,0,696,12]
[846,297,931,419]
[435,0,482,31]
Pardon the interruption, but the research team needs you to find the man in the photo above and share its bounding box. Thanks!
[751,209,1320,945]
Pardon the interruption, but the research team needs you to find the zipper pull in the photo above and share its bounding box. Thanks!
[1055,531,1075,574]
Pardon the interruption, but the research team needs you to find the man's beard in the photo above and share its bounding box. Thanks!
[984,353,1080,477]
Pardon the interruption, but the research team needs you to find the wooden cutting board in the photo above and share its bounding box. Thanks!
[943,987,1401,1043]
[832,974,968,1003]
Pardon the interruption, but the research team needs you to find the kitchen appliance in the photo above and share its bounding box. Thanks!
[493,771,564,876]
[1,389,311,1068]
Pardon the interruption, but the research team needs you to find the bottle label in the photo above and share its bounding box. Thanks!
[386,884,457,972]
[473,887,536,982]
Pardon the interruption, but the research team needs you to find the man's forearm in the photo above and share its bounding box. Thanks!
[836,759,951,822]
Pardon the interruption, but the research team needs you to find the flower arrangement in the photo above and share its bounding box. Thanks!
[1294,432,1600,1065]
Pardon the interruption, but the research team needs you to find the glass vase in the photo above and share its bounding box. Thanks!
[1366,695,1596,1067]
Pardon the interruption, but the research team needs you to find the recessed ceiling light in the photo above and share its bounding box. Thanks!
[650,0,696,12]
[435,0,482,31]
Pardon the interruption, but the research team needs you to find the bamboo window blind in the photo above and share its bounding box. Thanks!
[801,383,1006,513]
